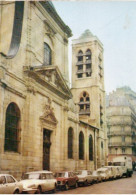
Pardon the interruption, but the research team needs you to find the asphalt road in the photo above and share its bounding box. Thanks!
[55,172,136,194]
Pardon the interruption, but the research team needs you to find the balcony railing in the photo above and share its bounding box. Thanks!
[78,101,90,105]
[107,121,132,126]
[108,142,134,147]
[107,131,133,136]
[76,61,83,65]
[79,109,90,115]
[77,69,83,74]
[85,60,91,64]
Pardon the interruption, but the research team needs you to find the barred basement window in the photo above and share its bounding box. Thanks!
[89,135,93,160]
[4,103,20,152]
[79,131,84,160]
[44,43,52,65]
[68,128,73,159]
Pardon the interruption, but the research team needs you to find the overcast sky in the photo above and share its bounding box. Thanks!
[53,1,136,94]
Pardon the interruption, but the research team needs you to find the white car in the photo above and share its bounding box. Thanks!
[0,174,23,194]
[104,166,118,180]
[115,166,123,178]
[97,168,110,181]
[92,170,103,182]
[20,170,57,194]
[75,170,95,186]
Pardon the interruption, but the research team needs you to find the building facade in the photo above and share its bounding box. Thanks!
[106,87,136,162]
[0,1,107,178]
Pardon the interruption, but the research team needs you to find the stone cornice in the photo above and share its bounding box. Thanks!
[39,1,72,38]
[0,79,26,99]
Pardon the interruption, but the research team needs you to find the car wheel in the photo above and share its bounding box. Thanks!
[84,180,88,186]
[13,189,19,194]
[75,182,78,188]
[37,186,42,194]
[65,183,69,191]
[52,185,57,193]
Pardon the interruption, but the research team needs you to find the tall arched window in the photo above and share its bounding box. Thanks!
[85,49,92,77]
[44,43,51,65]
[77,50,83,62]
[77,50,83,78]
[4,103,20,152]
[79,131,84,160]
[79,91,90,115]
[89,135,93,160]
[68,127,73,159]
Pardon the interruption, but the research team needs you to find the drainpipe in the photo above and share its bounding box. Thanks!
[94,128,96,170]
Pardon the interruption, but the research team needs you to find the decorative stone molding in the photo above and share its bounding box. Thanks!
[27,85,36,95]
[44,20,56,39]
[40,97,58,127]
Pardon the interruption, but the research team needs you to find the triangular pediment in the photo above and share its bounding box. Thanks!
[24,65,72,100]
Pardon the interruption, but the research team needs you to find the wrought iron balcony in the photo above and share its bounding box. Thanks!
[108,142,134,147]
[107,131,133,137]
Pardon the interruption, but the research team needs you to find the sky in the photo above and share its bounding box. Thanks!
[53,1,136,94]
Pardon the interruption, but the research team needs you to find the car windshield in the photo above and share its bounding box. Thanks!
[75,171,82,175]
[113,162,125,166]
[23,173,40,179]
[55,173,66,178]
[98,171,105,174]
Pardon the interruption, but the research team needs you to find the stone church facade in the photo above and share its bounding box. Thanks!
[0,1,107,178]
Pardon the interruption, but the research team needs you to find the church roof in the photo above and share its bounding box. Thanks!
[79,29,94,39]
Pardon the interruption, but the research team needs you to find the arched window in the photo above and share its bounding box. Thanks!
[4,103,20,152]
[85,49,92,77]
[79,91,90,115]
[77,50,83,62]
[68,128,73,159]
[77,50,83,78]
[44,43,51,65]
[89,135,93,160]
[79,131,84,160]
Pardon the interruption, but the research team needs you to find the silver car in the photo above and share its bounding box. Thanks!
[20,170,57,193]
[0,174,23,194]
[75,170,95,186]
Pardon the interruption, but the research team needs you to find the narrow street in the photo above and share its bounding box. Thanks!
[55,172,136,194]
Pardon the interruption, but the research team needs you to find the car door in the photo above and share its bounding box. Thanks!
[87,171,91,183]
[0,176,7,194]
[6,175,17,194]
[41,173,49,192]
[49,173,55,190]
[70,172,76,186]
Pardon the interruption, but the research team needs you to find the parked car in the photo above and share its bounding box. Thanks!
[104,166,118,180]
[54,171,78,190]
[92,170,103,183]
[75,170,95,186]
[0,174,23,194]
[115,166,123,178]
[96,168,111,181]
[20,170,57,194]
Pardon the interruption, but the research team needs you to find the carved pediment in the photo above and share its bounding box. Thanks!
[23,65,72,100]
[40,98,58,126]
